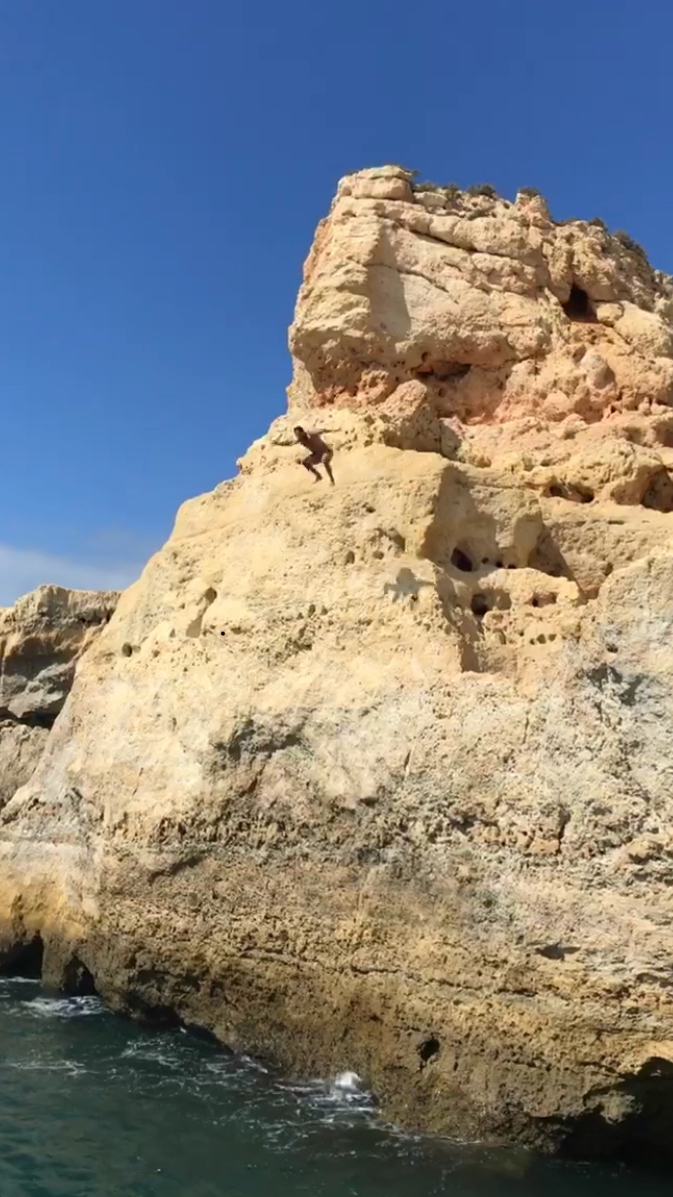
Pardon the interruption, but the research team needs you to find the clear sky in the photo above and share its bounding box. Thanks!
[1,0,671,604]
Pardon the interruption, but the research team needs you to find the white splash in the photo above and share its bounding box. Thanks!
[331,1070,363,1094]
[20,996,105,1019]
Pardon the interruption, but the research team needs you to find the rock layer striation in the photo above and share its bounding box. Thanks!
[3,169,673,1159]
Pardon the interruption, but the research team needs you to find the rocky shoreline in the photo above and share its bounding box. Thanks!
[3,168,673,1161]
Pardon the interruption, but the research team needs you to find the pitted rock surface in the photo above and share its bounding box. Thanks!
[2,170,673,1160]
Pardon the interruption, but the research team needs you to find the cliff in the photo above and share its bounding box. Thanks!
[3,167,673,1160]
[0,586,118,809]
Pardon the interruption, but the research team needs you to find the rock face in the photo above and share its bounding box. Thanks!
[0,586,118,808]
[3,168,673,1160]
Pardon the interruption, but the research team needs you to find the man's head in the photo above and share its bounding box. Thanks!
[294,425,307,442]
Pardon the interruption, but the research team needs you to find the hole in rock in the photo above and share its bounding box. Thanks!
[344,551,355,565]
[417,1036,441,1068]
[562,284,595,322]
[450,547,473,572]
[536,943,567,961]
[11,710,57,731]
[121,643,133,658]
[434,362,471,382]
[471,593,489,618]
[414,360,471,384]
[63,956,97,996]
[641,469,673,514]
[203,588,217,604]
[531,593,557,608]
[0,934,44,979]
[546,482,594,503]
[126,993,182,1029]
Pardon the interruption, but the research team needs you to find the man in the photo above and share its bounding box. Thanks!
[294,426,335,485]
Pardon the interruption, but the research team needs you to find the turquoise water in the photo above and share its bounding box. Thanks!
[0,978,668,1197]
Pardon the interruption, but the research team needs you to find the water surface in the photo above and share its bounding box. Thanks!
[0,978,668,1197]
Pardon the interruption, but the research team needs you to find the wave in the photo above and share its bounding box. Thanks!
[120,1039,186,1069]
[19,995,106,1019]
[8,1056,88,1075]
[276,1070,375,1122]
[3,987,377,1135]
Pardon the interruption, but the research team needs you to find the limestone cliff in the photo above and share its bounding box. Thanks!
[3,168,673,1160]
[0,586,118,809]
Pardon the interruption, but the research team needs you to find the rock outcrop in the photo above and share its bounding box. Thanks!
[0,586,118,808]
[3,168,673,1160]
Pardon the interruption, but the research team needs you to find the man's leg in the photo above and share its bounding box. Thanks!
[302,452,322,481]
[322,450,335,485]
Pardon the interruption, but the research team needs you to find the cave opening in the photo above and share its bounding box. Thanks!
[63,955,98,996]
[562,284,595,322]
[450,547,473,573]
[0,934,44,979]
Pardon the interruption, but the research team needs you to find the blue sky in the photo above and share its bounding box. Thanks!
[1,0,671,604]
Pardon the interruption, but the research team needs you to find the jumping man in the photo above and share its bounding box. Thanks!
[294,426,335,485]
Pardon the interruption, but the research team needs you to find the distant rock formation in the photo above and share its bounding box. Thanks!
[3,169,673,1160]
[0,586,118,808]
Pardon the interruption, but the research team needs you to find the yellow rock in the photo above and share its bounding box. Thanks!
[2,170,673,1158]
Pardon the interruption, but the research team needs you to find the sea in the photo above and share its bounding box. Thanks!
[0,977,668,1197]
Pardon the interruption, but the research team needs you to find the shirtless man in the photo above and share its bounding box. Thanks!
[294,426,335,485]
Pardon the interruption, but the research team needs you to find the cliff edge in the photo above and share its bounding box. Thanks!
[3,168,673,1159]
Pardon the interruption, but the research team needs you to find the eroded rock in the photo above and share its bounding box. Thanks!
[0,585,118,807]
[2,171,673,1160]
